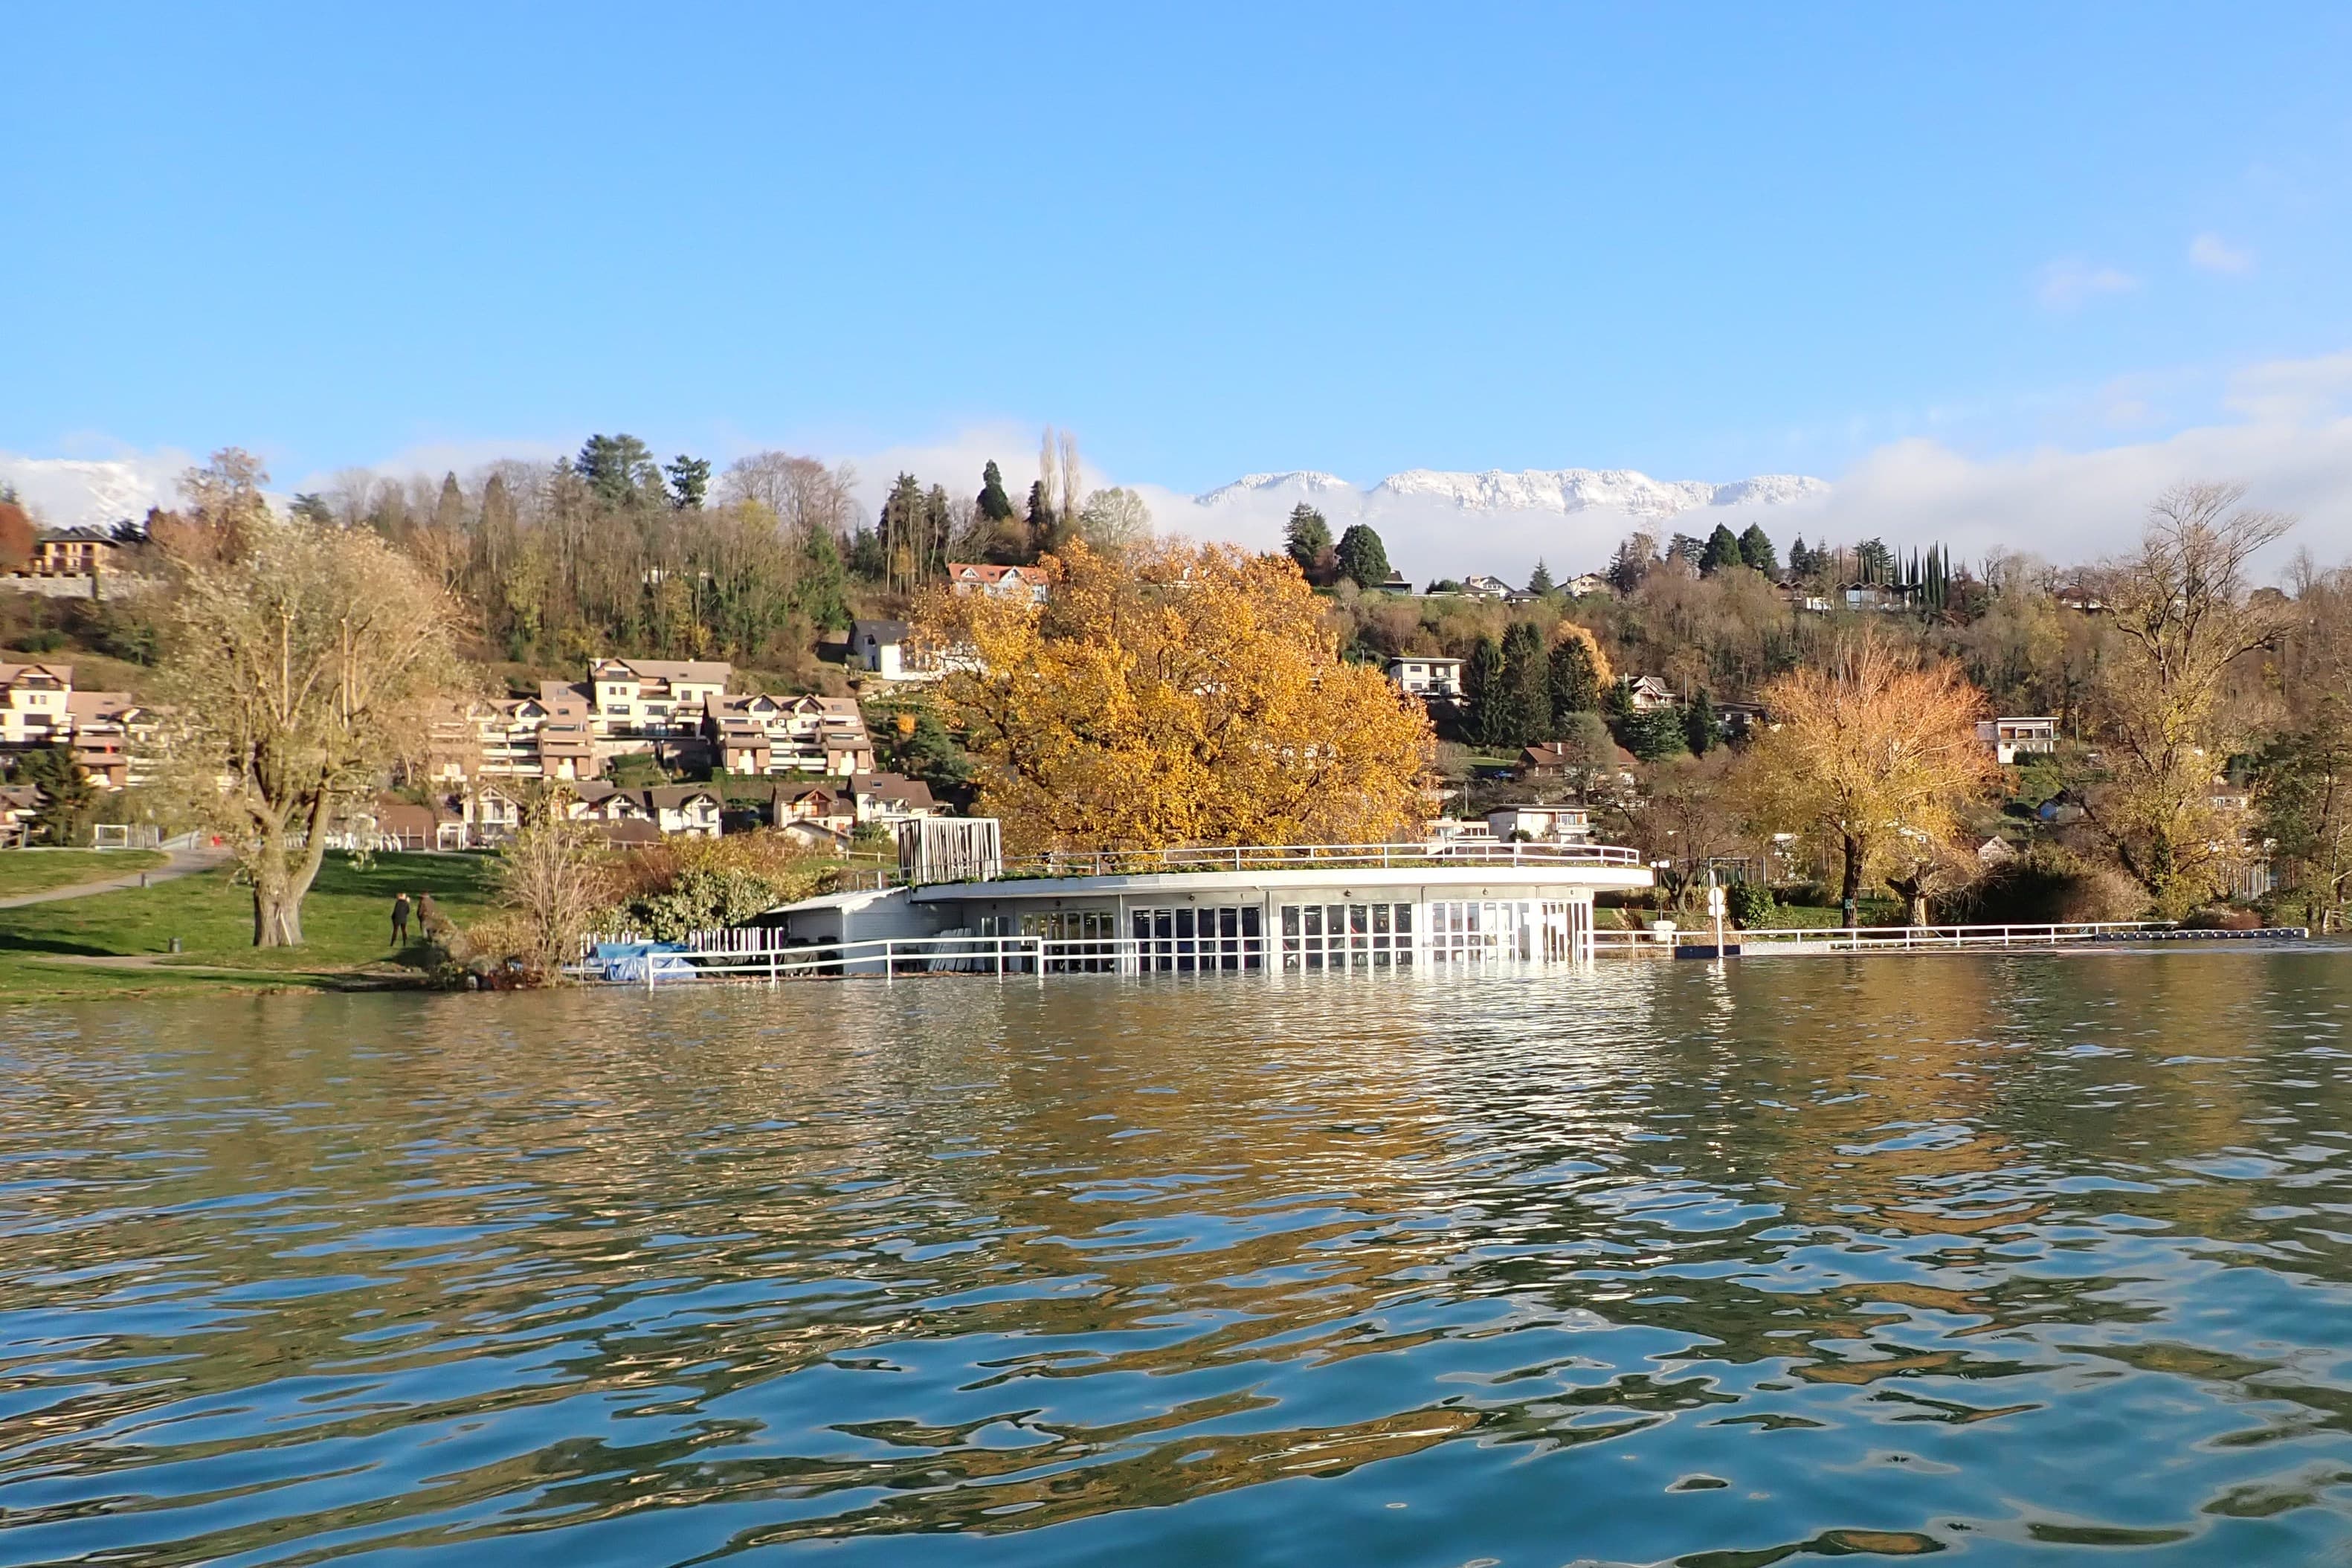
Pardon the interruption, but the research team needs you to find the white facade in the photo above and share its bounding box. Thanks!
[1977,716,2058,765]
[1386,655,1466,699]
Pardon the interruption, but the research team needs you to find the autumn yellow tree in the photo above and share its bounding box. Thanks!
[1734,634,2001,926]
[926,540,1435,851]
[2085,483,2292,916]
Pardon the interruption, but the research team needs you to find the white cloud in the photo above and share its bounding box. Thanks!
[2037,257,2140,310]
[2188,232,2256,275]
[19,347,2352,584]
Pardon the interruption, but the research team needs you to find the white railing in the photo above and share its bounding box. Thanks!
[1591,919,2190,954]
[90,824,162,850]
[574,934,1149,984]
[844,839,1646,890]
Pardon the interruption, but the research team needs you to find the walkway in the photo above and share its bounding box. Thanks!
[0,845,233,910]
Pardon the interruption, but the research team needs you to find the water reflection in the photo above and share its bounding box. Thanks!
[4,951,2352,1564]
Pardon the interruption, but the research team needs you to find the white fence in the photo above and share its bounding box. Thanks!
[1590,920,2214,955]
[90,824,162,850]
[842,838,1647,891]
[575,933,1146,984]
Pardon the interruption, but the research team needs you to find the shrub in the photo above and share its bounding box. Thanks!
[1951,844,2144,925]
[1726,882,1776,929]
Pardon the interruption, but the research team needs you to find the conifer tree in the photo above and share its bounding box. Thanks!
[1465,636,1505,747]
[434,472,465,532]
[1335,524,1390,590]
[1527,559,1556,596]
[1684,689,1718,755]
[1285,504,1333,578]
[1500,620,1551,746]
[665,455,711,510]
[1737,523,1777,577]
[1699,523,1744,575]
[1549,634,1599,716]
[978,460,1014,521]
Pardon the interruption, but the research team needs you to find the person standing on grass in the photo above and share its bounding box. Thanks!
[391,891,411,947]
[416,891,438,936]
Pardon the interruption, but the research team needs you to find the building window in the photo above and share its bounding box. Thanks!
[1280,902,1414,970]
[1130,905,1263,972]
[1427,900,1537,961]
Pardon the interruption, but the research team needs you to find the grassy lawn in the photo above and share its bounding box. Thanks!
[0,851,497,998]
[0,849,167,897]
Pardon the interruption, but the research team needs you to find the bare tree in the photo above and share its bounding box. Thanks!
[1058,429,1081,533]
[1037,427,1062,522]
[2084,482,2293,914]
[160,519,469,945]
[493,788,615,979]
[1074,486,1153,555]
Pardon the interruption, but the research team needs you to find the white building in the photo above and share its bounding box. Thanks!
[759,828,1652,974]
[587,659,732,740]
[0,662,74,749]
[946,562,1049,603]
[1385,655,1466,700]
[1977,716,2058,765]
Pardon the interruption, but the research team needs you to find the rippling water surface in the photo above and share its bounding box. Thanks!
[7,952,2352,1564]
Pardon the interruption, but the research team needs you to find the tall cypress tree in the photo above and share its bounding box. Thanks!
[1684,689,1717,755]
[1464,636,1505,748]
[1549,635,1599,717]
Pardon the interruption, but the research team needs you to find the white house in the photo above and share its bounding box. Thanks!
[1976,717,2058,765]
[1486,804,1592,843]
[588,659,732,739]
[1460,574,1513,600]
[0,662,74,749]
[851,619,923,679]
[1385,655,1466,700]
[1624,675,1676,712]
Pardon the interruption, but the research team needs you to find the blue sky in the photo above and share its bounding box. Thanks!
[7,4,2352,503]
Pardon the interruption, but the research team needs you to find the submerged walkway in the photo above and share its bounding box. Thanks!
[0,846,231,910]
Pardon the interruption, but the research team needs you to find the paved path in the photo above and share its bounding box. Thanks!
[0,846,233,910]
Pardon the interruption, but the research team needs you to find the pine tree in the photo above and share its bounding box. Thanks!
[1500,621,1550,746]
[576,433,660,506]
[1684,689,1718,755]
[665,455,711,510]
[1464,636,1505,748]
[793,520,849,630]
[1738,523,1777,577]
[1549,635,1599,716]
[18,745,97,845]
[1527,559,1556,596]
[1335,524,1390,590]
[1285,504,1333,578]
[1788,536,1811,578]
[1699,523,1745,575]
[978,460,1014,522]
[1669,532,1706,566]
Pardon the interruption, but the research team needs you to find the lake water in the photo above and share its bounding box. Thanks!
[6,951,2352,1564]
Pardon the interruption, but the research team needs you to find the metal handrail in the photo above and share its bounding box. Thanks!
[1589,919,2179,953]
[840,839,1647,891]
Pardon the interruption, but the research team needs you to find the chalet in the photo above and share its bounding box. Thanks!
[0,662,73,749]
[946,562,1049,603]
[1375,569,1414,594]
[1385,655,1465,700]
[849,772,937,825]
[773,782,855,834]
[776,818,854,854]
[645,784,725,837]
[1460,574,1513,600]
[1623,674,1676,712]
[1977,716,2058,765]
[358,793,451,853]
[1564,572,1611,598]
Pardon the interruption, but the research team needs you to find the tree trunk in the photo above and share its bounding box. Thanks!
[1840,833,1863,929]
[248,787,338,948]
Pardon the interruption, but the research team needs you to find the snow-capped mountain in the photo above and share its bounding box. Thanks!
[0,454,188,530]
[1195,471,1353,506]
[1196,465,1829,520]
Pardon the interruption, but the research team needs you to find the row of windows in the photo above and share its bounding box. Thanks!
[1280,902,1415,970]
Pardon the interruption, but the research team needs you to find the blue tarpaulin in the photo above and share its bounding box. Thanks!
[592,942,698,984]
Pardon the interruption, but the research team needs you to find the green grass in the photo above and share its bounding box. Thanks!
[0,852,497,998]
[0,849,167,897]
